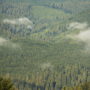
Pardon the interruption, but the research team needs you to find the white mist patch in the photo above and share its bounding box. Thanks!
[3,19,16,25]
[0,37,19,49]
[27,25,33,29]
[77,29,90,42]
[3,17,33,29]
[0,37,7,45]
[17,17,33,25]
[67,21,90,52]
[67,21,90,42]
[41,63,53,70]
[68,22,88,30]
[76,28,90,52]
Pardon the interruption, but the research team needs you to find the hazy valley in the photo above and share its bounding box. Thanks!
[0,0,90,90]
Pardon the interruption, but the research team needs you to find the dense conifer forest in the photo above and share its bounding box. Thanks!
[0,0,90,89]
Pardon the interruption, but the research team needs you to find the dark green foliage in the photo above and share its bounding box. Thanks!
[62,82,90,90]
[0,76,17,90]
[0,0,90,90]
[9,64,89,90]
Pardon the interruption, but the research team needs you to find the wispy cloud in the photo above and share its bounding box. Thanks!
[68,22,90,52]
[67,22,88,30]
[0,37,7,45]
[76,28,90,42]
[41,62,53,70]
[3,17,33,29]
[0,37,19,49]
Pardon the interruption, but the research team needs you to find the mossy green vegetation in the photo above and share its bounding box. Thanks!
[0,0,90,89]
[0,75,17,90]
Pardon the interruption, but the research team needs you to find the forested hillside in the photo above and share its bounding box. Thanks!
[0,0,90,90]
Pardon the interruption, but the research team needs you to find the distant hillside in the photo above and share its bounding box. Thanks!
[0,0,90,90]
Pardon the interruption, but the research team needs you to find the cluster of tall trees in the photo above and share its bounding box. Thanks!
[0,76,17,90]
[0,0,90,90]
[62,82,90,90]
[46,1,90,14]
[8,64,89,90]
[0,74,89,90]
